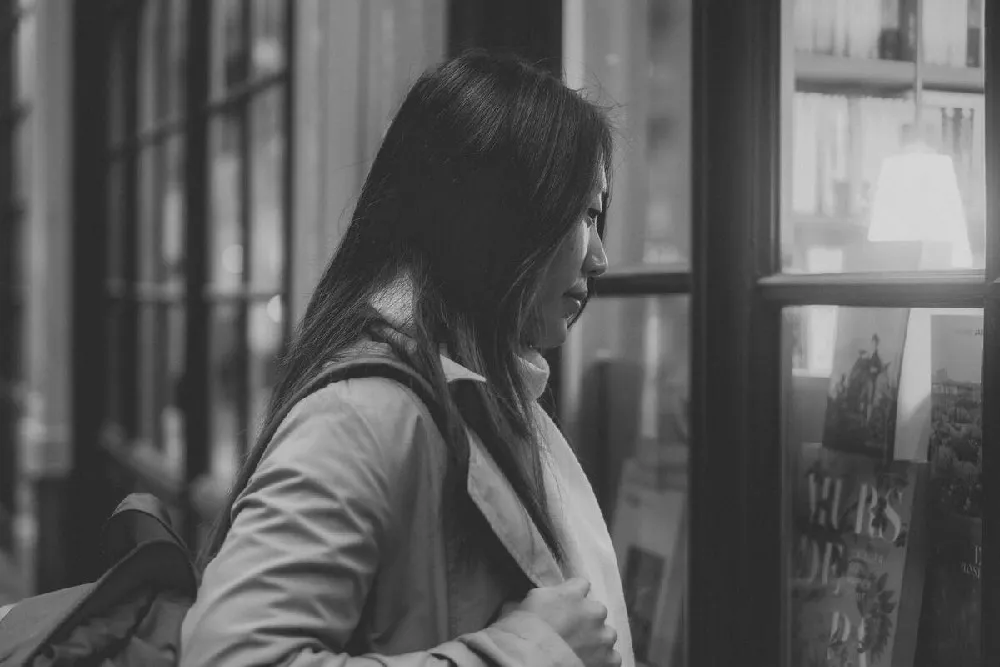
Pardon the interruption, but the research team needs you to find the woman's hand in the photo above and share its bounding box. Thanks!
[507,578,621,667]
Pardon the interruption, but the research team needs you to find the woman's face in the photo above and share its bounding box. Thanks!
[529,169,609,350]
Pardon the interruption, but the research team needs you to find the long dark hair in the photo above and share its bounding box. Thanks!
[200,50,614,569]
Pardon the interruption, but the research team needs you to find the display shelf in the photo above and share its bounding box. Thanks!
[795,52,985,94]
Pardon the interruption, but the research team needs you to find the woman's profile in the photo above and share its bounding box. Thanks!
[180,50,634,667]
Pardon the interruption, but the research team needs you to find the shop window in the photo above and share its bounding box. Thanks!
[0,0,32,557]
[560,1,692,664]
[777,1,989,665]
[101,0,291,543]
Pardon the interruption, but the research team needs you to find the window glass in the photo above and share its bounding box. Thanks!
[161,136,185,288]
[167,0,187,118]
[160,304,186,472]
[248,298,282,440]
[209,114,244,291]
[212,0,248,96]
[250,88,284,290]
[251,0,285,77]
[138,0,163,130]
[137,146,160,283]
[210,303,241,482]
[561,296,689,666]
[562,0,691,271]
[783,0,986,273]
[783,306,982,666]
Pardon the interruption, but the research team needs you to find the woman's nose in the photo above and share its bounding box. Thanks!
[584,227,608,278]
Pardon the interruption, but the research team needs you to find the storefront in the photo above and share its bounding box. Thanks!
[0,0,996,664]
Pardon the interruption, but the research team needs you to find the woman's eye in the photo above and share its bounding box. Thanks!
[586,208,601,225]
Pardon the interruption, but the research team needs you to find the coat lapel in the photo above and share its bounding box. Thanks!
[464,429,565,588]
[438,355,565,588]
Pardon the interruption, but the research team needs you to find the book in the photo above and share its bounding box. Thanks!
[822,307,909,460]
[913,313,983,665]
[611,454,687,667]
[790,443,929,667]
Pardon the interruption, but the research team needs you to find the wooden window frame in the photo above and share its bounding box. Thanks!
[690,1,999,664]
[0,0,26,555]
[70,0,295,576]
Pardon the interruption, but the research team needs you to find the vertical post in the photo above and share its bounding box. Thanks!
[67,0,113,587]
[980,0,999,662]
[183,0,211,549]
[690,0,783,664]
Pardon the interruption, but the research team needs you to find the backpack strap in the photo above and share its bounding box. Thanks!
[258,353,454,462]
[253,353,467,639]
[101,493,189,567]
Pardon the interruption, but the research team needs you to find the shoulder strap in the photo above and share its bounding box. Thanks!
[101,493,189,567]
[258,354,452,452]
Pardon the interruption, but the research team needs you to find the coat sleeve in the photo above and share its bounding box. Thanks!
[178,380,582,667]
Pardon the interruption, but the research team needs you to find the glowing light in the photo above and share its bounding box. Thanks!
[221,244,244,274]
[868,142,971,269]
[266,295,283,324]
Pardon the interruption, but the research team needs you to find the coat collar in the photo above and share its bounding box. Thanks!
[370,275,565,587]
[441,366,565,589]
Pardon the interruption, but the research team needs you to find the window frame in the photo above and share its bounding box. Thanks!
[684,0,998,664]
[0,0,26,555]
[78,0,295,554]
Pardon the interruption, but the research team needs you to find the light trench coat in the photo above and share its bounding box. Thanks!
[179,349,633,666]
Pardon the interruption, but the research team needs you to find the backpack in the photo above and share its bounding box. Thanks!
[0,355,449,666]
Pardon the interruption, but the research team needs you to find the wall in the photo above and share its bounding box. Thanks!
[290,0,447,324]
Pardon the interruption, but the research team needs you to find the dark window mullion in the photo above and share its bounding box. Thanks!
[758,271,988,307]
[592,270,692,297]
[691,0,783,664]
[980,0,1000,662]
[182,0,211,548]
[0,0,16,552]
[280,0,294,347]
[120,8,140,440]
[235,0,252,461]
[108,119,188,158]
[147,135,168,452]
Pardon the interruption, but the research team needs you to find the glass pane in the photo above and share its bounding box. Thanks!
[563,0,692,270]
[161,136,185,288]
[251,0,285,76]
[209,114,244,291]
[160,304,185,473]
[783,306,983,666]
[15,11,35,103]
[248,297,282,438]
[212,0,248,96]
[561,296,689,666]
[210,304,242,482]
[783,0,987,272]
[137,146,160,283]
[14,111,31,207]
[250,88,284,290]
[138,0,163,130]
[167,0,187,118]
[922,0,984,68]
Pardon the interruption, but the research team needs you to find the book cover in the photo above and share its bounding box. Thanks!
[822,308,909,460]
[913,313,983,665]
[611,455,687,667]
[790,443,928,667]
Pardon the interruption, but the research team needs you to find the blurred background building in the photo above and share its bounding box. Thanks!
[0,1,996,665]
[0,0,692,611]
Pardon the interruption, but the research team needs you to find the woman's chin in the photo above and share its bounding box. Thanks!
[532,318,570,351]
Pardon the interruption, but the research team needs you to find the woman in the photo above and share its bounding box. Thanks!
[181,51,633,667]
